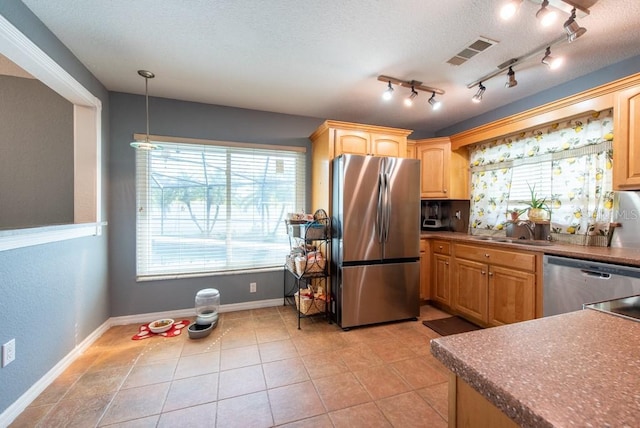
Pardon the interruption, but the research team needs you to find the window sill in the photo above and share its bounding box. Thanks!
[0,222,107,252]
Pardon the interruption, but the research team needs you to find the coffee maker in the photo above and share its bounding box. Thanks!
[422,201,444,229]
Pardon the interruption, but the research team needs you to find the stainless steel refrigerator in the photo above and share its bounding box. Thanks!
[331,154,420,329]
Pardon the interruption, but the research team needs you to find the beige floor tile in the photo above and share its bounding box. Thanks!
[29,370,82,407]
[136,339,185,364]
[277,413,334,428]
[390,356,448,389]
[267,381,326,425]
[63,366,129,401]
[102,415,160,427]
[339,343,384,372]
[37,393,112,428]
[99,382,170,426]
[216,391,273,428]
[251,306,281,318]
[417,381,449,421]
[302,349,350,379]
[173,351,220,379]
[353,365,412,400]
[222,317,258,331]
[122,359,178,389]
[313,372,372,412]
[180,332,223,356]
[368,338,417,363]
[88,344,143,371]
[255,324,290,343]
[220,344,261,371]
[8,404,54,428]
[258,339,299,363]
[220,328,257,349]
[376,391,447,428]
[157,402,217,427]
[218,364,266,400]
[163,372,218,412]
[263,357,309,389]
[329,402,392,428]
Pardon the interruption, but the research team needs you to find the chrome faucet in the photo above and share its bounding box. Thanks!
[516,220,536,240]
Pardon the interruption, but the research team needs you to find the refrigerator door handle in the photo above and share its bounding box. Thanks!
[377,172,384,243]
[384,172,391,243]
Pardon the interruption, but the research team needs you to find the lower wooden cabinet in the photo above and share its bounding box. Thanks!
[452,258,489,324]
[449,242,539,327]
[488,266,535,325]
[432,254,451,306]
[420,239,431,301]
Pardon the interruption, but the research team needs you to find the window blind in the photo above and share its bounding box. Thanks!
[135,140,306,278]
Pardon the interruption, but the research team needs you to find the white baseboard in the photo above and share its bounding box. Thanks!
[0,298,283,427]
[0,319,111,428]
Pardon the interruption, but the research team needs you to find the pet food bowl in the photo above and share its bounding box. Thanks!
[187,322,213,339]
[149,318,174,334]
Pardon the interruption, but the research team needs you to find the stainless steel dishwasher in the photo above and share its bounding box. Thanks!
[543,255,640,316]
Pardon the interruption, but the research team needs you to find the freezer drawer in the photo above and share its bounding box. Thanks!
[337,261,420,328]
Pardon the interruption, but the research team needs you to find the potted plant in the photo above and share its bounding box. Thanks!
[524,184,550,222]
[507,208,525,222]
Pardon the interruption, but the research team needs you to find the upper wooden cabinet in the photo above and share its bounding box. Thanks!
[309,120,413,213]
[415,137,469,199]
[406,139,416,159]
[614,84,640,190]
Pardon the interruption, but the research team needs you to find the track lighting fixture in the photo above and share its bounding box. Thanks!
[536,0,558,27]
[130,70,161,150]
[564,7,587,42]
[382,81,394,101]
[500,0,522,20]
[404,86,418,107]
[428,92,442,110]
[505,67,518,88]
[377,75,444,110]
[541,46,563,69]
[472,83,486,103]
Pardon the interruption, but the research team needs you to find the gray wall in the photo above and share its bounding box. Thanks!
[0,1,109,416]
[108,92,324,316]
[0,75,74,229]
[435,54,640,137]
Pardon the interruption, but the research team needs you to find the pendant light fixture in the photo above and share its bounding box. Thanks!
[563,7,587,42]
[130,70,161,150]
[404,86,418,107]
[505,66,518,88]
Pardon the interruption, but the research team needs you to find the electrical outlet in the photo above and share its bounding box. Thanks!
[2,339,15,367]
[250,282,257,293]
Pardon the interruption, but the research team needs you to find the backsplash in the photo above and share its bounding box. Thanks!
[610,191,640,249]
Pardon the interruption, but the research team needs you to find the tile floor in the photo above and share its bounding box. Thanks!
[10,304,452,428]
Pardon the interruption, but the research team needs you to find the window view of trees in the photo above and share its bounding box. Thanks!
[136,142,305,277]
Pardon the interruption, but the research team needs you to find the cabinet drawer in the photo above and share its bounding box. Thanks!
[432,240,451,255]
[420,239,429,253]
[453,243,536,272]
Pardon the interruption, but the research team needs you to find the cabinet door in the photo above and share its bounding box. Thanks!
[614,85,640,189]
[420,239,431,301]
[406,140,416,159]
[371,133,406,157]
[488,265,536,326]
[416,141,450,198]
[334,129,371,156]
[453,258,488,324]
[432,253,451,306]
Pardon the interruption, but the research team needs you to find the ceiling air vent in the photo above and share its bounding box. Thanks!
[447,36,499,66]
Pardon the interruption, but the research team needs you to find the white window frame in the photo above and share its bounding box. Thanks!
[134,135,306,280]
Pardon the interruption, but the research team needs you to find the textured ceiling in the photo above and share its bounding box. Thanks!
[17,0,640,135]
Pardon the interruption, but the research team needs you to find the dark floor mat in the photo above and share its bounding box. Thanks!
[422,316,482,336]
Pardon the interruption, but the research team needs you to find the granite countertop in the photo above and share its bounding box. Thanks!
[431,309,640,427]
[421,231,640,267]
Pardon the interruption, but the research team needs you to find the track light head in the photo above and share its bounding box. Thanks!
[536,0,558,27]
[541,46,563,70]
[500,0,522,20]
[472,83,486,103]
[505,67,518,88]
[382,81,394,101]
[564,7,587,42]
[428,92,442,110]
[404,86,418,107]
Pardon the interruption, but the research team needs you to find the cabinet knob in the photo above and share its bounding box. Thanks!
[445,261,449,265]
[439,245,443,249]
[489,272,494,276]
[443,189,447,193]
[481,270,486,275]
[485,253,490,258]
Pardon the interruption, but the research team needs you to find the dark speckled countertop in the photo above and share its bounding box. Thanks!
[431,309,640,427]
[421,231,640,267]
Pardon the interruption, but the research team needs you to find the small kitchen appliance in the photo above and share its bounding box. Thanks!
[195,288,220,327]
[422,201,444,229]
